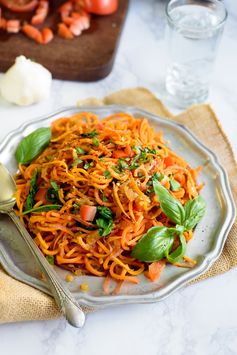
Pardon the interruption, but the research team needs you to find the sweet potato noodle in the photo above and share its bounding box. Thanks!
[14,112,203,293]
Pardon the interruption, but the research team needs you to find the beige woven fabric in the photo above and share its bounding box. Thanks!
[0,87,236,324]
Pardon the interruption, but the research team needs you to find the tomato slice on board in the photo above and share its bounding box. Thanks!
[0,0,38,12]
[84,0,118,15]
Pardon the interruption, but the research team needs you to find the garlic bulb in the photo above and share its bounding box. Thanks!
[0,55,52,106]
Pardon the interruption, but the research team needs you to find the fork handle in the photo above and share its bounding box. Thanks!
[8,210,85,328]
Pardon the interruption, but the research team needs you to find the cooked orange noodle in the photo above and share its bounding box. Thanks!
[14,112,203,289]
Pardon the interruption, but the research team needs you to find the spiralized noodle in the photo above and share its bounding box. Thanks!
[14,112,203,289]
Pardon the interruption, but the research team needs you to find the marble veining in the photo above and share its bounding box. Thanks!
[0,0,237,354]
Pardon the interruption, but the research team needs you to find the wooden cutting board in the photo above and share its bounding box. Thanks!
[0,0,129,81]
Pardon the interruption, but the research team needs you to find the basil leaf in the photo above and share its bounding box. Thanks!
[184,195,206,231]
[46,255,54,265]
[76,147,86,155]
[92,137,100,147]
[165,233,186,263]
[46,181,60,204]
[118,159,129,171]
[84,162,94,170]
[103,170,111,179]
[113,166,121,174]
[101,193,108,202]
[21,204,62,215]
[153,172,164,181]
[15,127,51,164]
[96,206,114,236]
[81,129,98,138]
[96,218,113,237]
[25,169,38,211]
[97,206,113,219]
[170,178,181,191]
[131,226,174,262]
[144,147,157,154]
[72,158,83,167]
[153,179,185,225]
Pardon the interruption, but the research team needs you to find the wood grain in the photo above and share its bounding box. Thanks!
[0,0,129,81]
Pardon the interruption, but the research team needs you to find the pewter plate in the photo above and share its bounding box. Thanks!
[0,106,235,308]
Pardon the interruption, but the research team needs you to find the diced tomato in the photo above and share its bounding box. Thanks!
[147,260,166,282]
[41,27,54,44]
[58,22,74,39]
[22,24,43,44]
[80,205,97,222]
[84,0,118,15]
[124,145,132,156]
[0,0,38,12]
[112,145,132,159]
[112,150,128,159]
[164,155,174,167]
[35,188,50,204]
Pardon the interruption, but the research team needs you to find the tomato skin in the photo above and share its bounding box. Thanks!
[0,0,38,12]
[35,188,50,204]
[80,205,97,221]
[84,0,118,15]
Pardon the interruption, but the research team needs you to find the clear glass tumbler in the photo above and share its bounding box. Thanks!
[165,0,227,108]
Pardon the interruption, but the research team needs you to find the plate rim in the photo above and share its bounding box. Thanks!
[0,105,235,307]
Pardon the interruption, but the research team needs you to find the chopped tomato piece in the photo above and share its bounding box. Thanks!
[80,205,97,222]
[41,27,53,44]
[31,0,49,26]
[124,145,132,156]
[22,24,43,44]
[35,188,50,204]
[112,145,132,159]
[146,260,166,282]
[6,19,20,33]
[164,156,174,167]
[58,22,74,39]
[84,0,118,15]
[112,150,128,159]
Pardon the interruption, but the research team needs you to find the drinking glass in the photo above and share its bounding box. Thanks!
[165,0,227,108]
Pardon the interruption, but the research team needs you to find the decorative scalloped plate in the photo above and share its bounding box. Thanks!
[0,106,235,308]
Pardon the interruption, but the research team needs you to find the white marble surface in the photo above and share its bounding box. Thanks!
[0,0,237,354]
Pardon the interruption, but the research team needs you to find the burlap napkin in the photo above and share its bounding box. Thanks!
[0,87,236,324]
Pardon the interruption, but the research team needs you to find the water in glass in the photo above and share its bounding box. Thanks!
[166,3,226,107]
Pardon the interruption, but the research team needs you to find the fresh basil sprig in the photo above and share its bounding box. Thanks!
[153,178,185,225]
[184,196,206,231]
[131,226,174,262]
[131,178,206,263]
[21,204,62,215]
[15,127,51,164]
[24,168,38,212]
